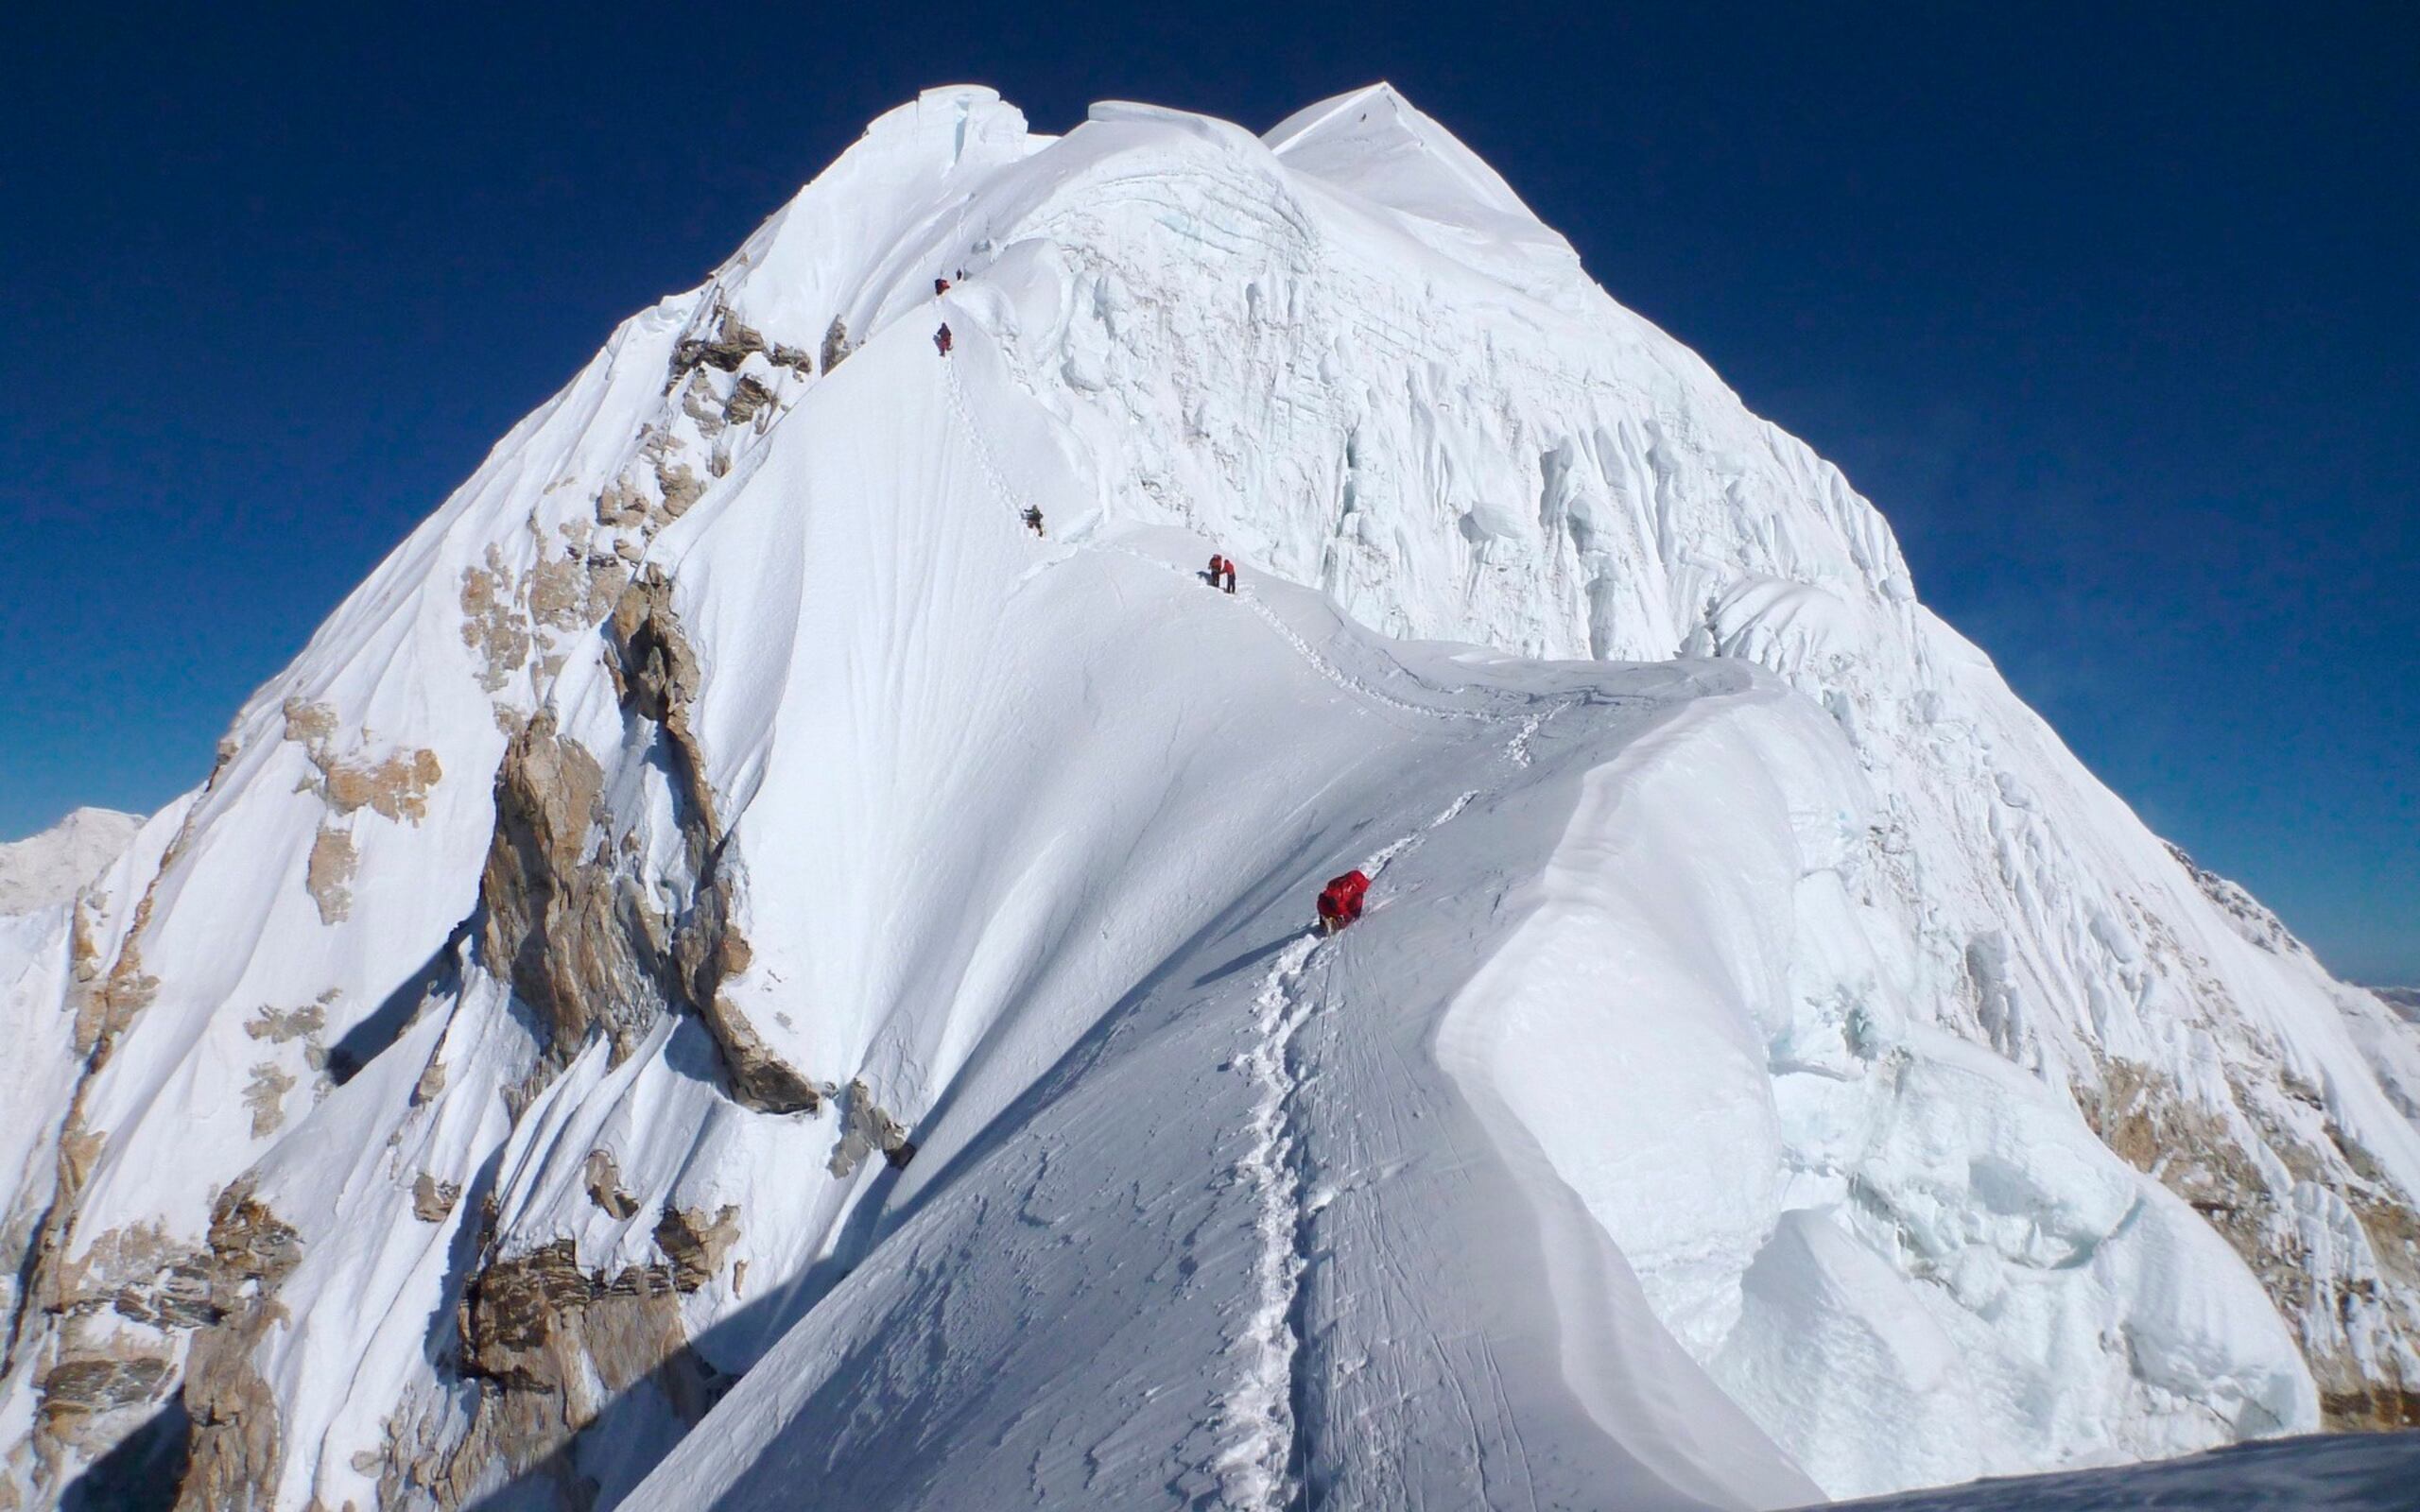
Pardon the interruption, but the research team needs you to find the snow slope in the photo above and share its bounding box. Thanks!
[4,84,2417,1510]
[0,810,141,917]
[1828,1428,2420,1511]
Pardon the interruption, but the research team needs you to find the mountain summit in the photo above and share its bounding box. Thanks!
[5,85,2415,1511]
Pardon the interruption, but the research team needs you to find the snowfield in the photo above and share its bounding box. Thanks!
[1827,1428,2420,1511]
[4,84,2417,1510]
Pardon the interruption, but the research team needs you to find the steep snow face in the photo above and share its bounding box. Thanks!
[0,810,142,917]
[2,82,2415,1511]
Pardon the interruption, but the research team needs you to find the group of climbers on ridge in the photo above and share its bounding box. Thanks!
[1201,549,1370,933]
[932,273,1370,937]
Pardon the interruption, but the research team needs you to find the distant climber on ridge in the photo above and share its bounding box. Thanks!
[935,323,953,355]
[1316,869,1370,934]
[934,275,951,295]
[1220,558,1237,593]
[1022,505,1044,536]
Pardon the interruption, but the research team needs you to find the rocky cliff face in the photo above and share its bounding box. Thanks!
[3,85,2416,1511]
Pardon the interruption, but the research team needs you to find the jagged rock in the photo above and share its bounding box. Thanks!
[304,824,355,924]
[279,698,337,747]
[724,374,775,426]
[820,316,852,372]
[241,1062,295,1138]
[606,570,704,732]
[653,1205,739,1292]
[112,1261,221,1330]
[655,460,703,519]
[445,1211,739,1498]
[411,1174,461,1224]
[175,1184,303,1510]
[527,552,593,631]
[582,1151,639,1220]
[601,574,820,1115]
[244,1001,326,1043]
[318,747,442,822]
[595,477,648,528]
[668,309,766,379]
[38,1357,169,1425]
[458,544,532,693]
[475,711,631,1058]
[412,1055,448,1105]
[828,1078,916,1176]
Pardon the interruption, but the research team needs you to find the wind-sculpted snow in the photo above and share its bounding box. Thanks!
[3,83,2415,1510]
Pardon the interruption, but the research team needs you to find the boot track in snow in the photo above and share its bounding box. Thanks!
[1209,794,1481,1508]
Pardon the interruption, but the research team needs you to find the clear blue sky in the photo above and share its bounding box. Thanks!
[3,6,2411,981]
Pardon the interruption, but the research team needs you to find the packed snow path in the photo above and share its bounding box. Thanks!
[943,311,1503,730]
[1210,794,1488,1509]
[1213,931,1318,1507]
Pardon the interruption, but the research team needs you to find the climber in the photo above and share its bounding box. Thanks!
[1023,505,1045,536]
[935,323,953,356]
[1205,553,1227,588]
[1316,869,1370,935]
[1221,558,1237,594]
[935,275,952,296]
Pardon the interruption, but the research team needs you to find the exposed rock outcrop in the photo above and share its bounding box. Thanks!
[173,1184,303,1511]
[827,1079,918,1177]
[2089,1057,2420,1429]
[581,1153,638,1221]
[424,1206,742,1506]
[304,825,356,924]
[602,571,819,1115]
[820,317,852,373]
[411,1175,462,1225]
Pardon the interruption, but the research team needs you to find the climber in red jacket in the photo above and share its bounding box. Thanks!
[935,323,953,355]
[1317,869,1370,934]
[1221,558,1237,593]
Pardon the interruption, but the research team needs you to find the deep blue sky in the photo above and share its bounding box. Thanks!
[4,6,2412,980]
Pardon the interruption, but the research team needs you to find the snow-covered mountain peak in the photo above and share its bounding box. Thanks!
[5,86,2417,1512]
[1268,82,1556,232]
[0,809,142,917]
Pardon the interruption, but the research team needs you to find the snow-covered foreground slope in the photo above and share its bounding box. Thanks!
[1830,1428,2420,1511]
[5,85,2418,1510]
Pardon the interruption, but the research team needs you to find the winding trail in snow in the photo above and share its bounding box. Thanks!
[938,317,1505,731]
[1209,789,1486,1508]
[1213,930,1322,1508]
